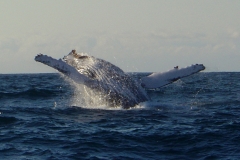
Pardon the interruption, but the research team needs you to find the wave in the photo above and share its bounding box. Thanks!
[0,88,64,99]
[0,116,17,125]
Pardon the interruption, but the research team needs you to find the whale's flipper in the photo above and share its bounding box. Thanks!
[35,54,96,85]
[141,64,205,89]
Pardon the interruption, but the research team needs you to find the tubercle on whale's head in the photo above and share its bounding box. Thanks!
[62,50,94,74]
[65,49,89,59]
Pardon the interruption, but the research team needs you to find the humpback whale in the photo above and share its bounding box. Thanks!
[35,50,205,109]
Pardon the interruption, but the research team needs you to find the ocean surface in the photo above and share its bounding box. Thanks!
[0,72,240,160]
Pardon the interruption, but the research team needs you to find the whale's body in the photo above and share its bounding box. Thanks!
[35,50,205,109]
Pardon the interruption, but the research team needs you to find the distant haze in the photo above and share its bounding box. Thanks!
[0,0,239,73]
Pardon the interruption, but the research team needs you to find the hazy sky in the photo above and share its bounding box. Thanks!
[0,0,240,73]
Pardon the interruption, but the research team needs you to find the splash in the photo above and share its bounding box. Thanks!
[66,77,147,110]
[69,80,123,110]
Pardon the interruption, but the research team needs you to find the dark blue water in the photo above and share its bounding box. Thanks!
[0,72,240,159]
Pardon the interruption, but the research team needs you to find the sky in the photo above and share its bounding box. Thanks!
[0,0,240,73]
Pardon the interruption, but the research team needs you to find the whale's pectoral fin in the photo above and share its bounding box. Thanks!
[35,54,71,74]
[35,54,95,85]
[141,64,205,89]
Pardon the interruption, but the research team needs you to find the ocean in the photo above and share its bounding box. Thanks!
[0,72,240,160]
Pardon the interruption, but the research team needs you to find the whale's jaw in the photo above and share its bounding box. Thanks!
[35,52,149,109]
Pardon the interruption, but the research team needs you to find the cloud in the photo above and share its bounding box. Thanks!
[0,29,240,73]
[0,38,20,53]
[227,28,240,39]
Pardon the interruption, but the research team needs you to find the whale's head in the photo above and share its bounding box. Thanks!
[62,50,98,79]
[64,50,90,61]
[63,50,91,65]
[62,50,127,81]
